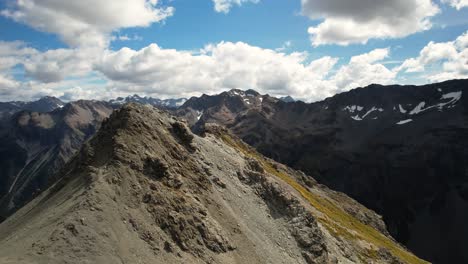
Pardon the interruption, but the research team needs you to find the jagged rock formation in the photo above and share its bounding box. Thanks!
[0,100,113,220]
[177,79,468,263]
[0,104,425,264]
[177,88,277,133]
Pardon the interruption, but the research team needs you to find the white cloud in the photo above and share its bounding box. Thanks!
[0,37,403,102]
[96,42,400,101]
[0,41,99,83]
[0,41,37,70]
[397,31,468,82]
[212,0,260,13]
[1,0,174,47]
[302,0,439,46]
[275,41,293,52]
[96,42,341,100]
[333,48,397,91]
[24,48,99,83]
[442,0,468,9]
[113,34,143,42]
[0,73,20,91]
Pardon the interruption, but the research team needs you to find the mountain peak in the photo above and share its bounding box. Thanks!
[279,95,295,103]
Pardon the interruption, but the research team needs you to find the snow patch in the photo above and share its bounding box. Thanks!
[409,102,426,115]
[408,91,462,115]
[349,106,383,120]
[398,104,407,114]
[442,91,462,102]
[396,119,413,125]
[343,105,364,113]
[196,111,204,121]
[175,99,187,107]
[362,107,378,118]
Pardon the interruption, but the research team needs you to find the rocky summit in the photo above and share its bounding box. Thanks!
[0,104,425,264]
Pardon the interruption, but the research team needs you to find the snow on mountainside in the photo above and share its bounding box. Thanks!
[109,94,186,109]
[176,79,468,263]
[341,89,463,124]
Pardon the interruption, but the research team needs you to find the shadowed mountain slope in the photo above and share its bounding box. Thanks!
[177,79,468,263]
[0,100,113,220]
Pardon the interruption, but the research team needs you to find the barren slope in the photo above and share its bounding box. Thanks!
[0,104,426,264]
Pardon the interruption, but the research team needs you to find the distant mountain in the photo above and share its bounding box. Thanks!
[279,95,296,103]
[0,96,64,119]
[177,88,279,133]
[177,79,468,263]
[109,94,187,109]
[0,100,113,221]
[0,103,424,264]
[0,94,186,122]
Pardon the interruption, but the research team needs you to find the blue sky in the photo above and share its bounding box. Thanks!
[0,0,467,101]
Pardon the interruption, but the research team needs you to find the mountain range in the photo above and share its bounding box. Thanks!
[0,103,424,264]
[109,94,187,109]
[177,79,467,263]
[0,79,467,263]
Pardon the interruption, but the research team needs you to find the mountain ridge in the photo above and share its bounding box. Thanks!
[175,78,468,263]
[0,103,426,264]
[0,79,466,263]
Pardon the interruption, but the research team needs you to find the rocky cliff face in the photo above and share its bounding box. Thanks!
[177,79,468,263]
[0,100,113,220]
[0,104,425,264]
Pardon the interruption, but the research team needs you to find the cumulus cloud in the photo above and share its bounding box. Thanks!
[0,73,20,91]
[397,31,468,82]
[302,0,439,46]
[96,42,341,100]
[1,0,174,47]
[0,37,403,102]
[23,48,99,83]
[442,0,468,9]
[0,41,37,70]
[95,42,400,101]
[212,0,260,13]
[0,41,100,83]
[333,48,397,90]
